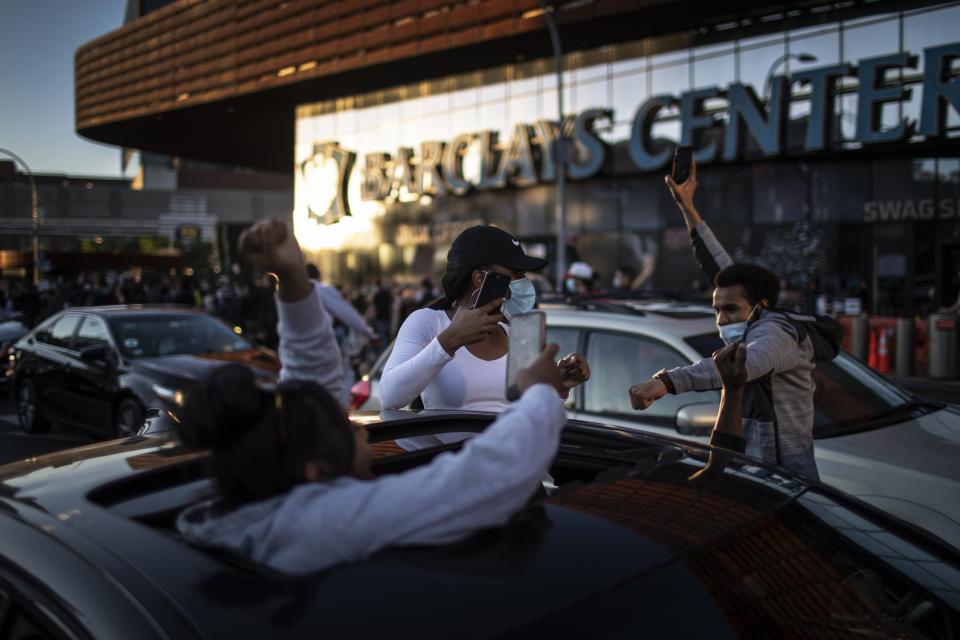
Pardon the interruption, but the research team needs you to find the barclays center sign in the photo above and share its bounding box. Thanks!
[301,43,960,223]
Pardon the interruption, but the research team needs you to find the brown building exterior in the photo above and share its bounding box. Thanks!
[78,0,960,315]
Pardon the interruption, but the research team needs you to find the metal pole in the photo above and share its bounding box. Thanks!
[895,317,914,378]
[543,5,567,293]
[0,148,40,285]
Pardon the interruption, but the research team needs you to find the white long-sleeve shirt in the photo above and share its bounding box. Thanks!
[380,308,509,412]
[177,284,566,575]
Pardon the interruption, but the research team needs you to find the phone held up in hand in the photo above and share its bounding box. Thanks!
[506,311,545,400]
[672,145,693,184]
[473,271,512,314]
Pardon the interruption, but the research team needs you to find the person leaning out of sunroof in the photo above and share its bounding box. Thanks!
[174,219,570,575]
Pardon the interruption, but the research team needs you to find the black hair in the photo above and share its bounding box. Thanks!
[177,364,355,506]
[714,263,781,307]
[305,263,320,280]
[426,266,487,310]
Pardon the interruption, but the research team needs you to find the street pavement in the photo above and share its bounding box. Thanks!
[0,393,96,466]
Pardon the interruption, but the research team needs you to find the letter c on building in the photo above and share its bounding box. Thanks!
[629,95,675,172]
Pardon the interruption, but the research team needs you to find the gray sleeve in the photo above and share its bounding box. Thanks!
[276,282,344,401]
[690,220,734,282]
[667,315,800,393]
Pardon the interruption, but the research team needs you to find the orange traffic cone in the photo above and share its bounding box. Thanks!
[877,327,892,374]
[867,328,878,369]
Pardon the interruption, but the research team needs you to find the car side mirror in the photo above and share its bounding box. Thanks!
[79,344,111,364]
[675,402,717,437]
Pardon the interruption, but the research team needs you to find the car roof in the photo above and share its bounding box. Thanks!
[52,305,208,318]
[541,302,718,342]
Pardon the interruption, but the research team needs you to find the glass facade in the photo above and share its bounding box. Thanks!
[295,2,960,315]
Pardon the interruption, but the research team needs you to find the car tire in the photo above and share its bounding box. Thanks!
[17,379,50,434]
[114,398,144,438]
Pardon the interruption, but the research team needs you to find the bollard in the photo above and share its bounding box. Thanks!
[877,327,892,374]
[928,314,958,379]
[850,316,869,363]
[895,318,913,378]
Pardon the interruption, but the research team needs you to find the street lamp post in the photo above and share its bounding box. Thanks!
[542,3,567,293]
[0,148,40,285]
[763,52,817,98]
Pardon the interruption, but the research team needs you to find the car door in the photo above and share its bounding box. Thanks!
[60,314,119,433]
[578,329,720,440]
[26,313,83,425]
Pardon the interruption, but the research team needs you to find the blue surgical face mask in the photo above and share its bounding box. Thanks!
[717,320,747,345]
[502,277,536,319]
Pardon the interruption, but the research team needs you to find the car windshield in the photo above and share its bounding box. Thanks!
[109,314,252,358]
[684,332,919,437]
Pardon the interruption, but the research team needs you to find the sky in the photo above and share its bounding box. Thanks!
[0,0,127,178]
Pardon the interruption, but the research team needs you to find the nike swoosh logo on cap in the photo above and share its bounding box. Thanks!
[512,239,520,246]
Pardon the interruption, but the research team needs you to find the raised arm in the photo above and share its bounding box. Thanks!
[239,220,344,400]
[664,161,733,282]
[316,284,375,339]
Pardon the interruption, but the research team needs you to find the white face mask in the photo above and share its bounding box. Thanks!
[502,277,536,319]
[718,321,747,345]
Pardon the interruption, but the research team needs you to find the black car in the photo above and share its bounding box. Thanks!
[0,410,957,639]
[8,306,279,437]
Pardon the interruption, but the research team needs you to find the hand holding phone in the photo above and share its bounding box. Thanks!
[513,344,566,399]
[664,146,701,228]
[506,311,546,400]
[671,145,693,185]
[438,298,505,356]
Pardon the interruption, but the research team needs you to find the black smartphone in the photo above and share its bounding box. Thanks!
[473,271,512,312]
[672,145,693,184]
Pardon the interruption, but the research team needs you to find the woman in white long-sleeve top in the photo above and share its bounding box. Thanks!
[175,219,571,576]
[379,226,590,419]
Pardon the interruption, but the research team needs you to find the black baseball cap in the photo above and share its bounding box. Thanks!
[446,226,549,272]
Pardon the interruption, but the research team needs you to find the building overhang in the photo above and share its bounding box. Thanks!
[76,0,922,174]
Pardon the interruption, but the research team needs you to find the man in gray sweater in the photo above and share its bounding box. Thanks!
[628,161,822,480]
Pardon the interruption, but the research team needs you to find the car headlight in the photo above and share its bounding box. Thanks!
[152,384,184,406]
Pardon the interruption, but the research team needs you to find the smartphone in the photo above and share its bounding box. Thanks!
[506,311,546,400]
[473,271,512,313]
[672,145,693,184]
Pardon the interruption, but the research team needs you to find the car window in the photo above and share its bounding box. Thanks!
[74,315,112,351]
[583,331,718,422]
[811,354,912,436]
[109,314,251,358]
[36,315,82,350]
[684,332,915,435]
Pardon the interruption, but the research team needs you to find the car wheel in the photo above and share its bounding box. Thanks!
[17,379,50,434]
[114,398,144,437]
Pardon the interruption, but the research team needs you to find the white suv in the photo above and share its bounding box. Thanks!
[354,299,960,547]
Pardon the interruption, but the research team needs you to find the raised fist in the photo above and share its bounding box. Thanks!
[238,219,304,276]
